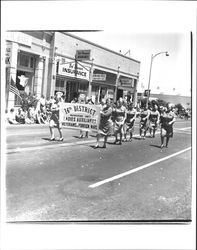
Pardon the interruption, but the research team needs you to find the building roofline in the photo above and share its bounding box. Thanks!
[61,32,141,64]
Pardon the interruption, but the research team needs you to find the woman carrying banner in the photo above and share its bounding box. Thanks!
[160,104,176,149]
[124,103,137,141]
[78,94,89,138]
[113,98,127,145]
[149,104,160,138]
[139,105,150,139]
[49,95,64,141]
[94,98,113,148]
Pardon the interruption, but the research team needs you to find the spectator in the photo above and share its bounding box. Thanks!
[40,95,46,112]
[24,109,34,124]
[71,97,78,103]
[7,108,19,124]
[45,97,51,111]
[16,108,25,124]
[49,96,56,106]
[28,106,36,123]
[86,97,94,105]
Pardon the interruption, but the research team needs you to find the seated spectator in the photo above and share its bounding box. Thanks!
[28,106,36,123]
[16,107,26,124]
[23,109,34,124]
[7,108,19,124]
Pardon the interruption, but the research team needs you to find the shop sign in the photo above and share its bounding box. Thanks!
[6,32,32,47]
[59,103,100,132]
[76,50,91,61]
[5,41,12,66]
[58,59,90,80]
[92,74,106,81]
[120,78,133,87]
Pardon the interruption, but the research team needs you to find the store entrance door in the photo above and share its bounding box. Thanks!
[117,89,123,100]
[66,81,79,102]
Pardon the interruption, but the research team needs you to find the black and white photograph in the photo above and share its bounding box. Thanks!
[1,1,196,250]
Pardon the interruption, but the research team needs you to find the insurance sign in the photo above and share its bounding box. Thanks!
[60,103,100,132]
[58,58,90,80]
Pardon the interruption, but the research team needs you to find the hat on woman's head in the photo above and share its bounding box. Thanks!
[56,92,63,98]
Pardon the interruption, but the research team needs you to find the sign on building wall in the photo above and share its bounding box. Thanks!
[76,50,91,61]
[6,32,32,47]
[58,58,90,81]
[92,74,106,81]
[120,78,133,87]
[59,103,100,132]
[5,41,12,66]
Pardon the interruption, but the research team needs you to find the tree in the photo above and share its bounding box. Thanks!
[157,98,168,107]
[175,103,184,115]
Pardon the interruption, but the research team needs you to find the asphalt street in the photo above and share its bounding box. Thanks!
[5,119,192,222]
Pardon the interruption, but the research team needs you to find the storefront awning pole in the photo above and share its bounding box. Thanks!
[114,66,120,102]
[88,58,94,98]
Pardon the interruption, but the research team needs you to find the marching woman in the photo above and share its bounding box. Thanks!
[139,105,150,139]
[49,95,64,141]
[124,103,137,141]
[113,98,127,145]
[94,98,113,148]
[160,104,176,149]
[149,104,160,138]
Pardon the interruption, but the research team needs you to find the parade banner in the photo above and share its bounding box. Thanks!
[60,103,101,132]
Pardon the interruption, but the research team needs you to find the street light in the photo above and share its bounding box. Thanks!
[146,51,169,108]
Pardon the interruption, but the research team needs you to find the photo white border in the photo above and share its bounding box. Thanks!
[1,1,196,250]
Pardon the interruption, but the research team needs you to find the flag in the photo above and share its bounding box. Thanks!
[18,75,29,88]
[9,77,22,99]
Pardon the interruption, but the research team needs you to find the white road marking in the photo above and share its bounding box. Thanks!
[88,147,191,188]
[174,131,191,134]
[174,127,191,130]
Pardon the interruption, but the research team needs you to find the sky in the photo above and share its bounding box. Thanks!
[72,31,191,96]
[2,1,195,98]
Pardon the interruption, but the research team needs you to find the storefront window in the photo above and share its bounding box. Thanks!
[18,53,35,69]
[56,78,64,88]
[92,85,99,104]
[30,57,34,68]
[79,83,88,93]
[19,54,29,67]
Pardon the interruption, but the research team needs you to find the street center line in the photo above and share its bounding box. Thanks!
[88,147,191,188]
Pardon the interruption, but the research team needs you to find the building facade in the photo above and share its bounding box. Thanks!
[5,31,141,110]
